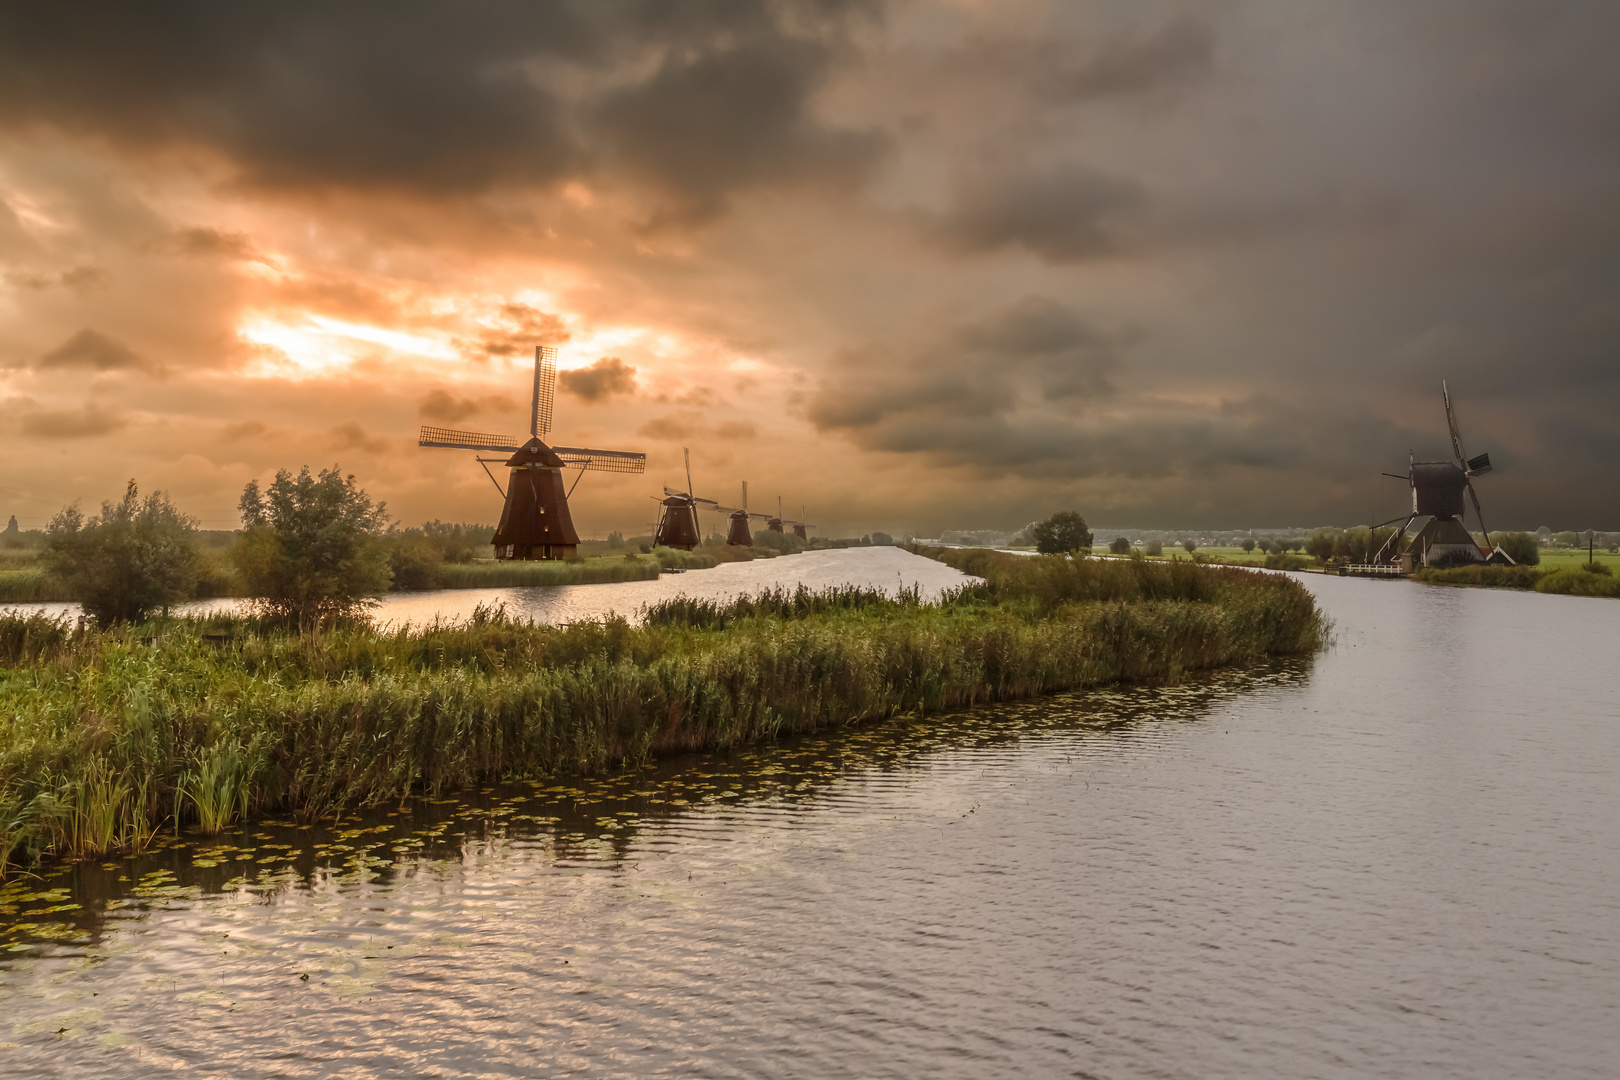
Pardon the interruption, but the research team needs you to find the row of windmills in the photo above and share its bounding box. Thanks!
[419,346,813,559]
[653,454,814,551]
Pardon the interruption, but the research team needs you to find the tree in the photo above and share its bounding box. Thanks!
[1033,511,1093,555]
[1241,538,1256,553]
[235,466,391,631]
[1180,538,1197,554]
[1109,536,1130,555]
[44,480,198,626]
[1555,530,1578,549]
[870,531,895,546]
[1305,528,1339,564]
[1144,539,1163,557]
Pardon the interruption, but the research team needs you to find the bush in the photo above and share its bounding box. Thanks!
[234,466,392,631]
[1489,531,1540,565]
[43,480,199,625]
[1144,539,1163,557]
[1264,553,1309,571]
[1580,561,1612,576]
[1032,512,1093,555]
[1536,568,1620,597]
[1109,537,1130,555]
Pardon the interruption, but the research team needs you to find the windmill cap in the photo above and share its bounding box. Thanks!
[505,437,566,468]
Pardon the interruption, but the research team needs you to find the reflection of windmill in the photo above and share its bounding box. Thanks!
[653,448,712,550]
[781,503,816,541]
[1373,380,1507,568]
[418,345,646,560]
[713,481,770,546]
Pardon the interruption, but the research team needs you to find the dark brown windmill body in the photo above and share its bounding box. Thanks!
[492,439,580,559]
[419,346,645,560]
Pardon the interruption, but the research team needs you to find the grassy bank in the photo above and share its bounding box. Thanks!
[1415,563,1620,597]
[0,550,1324,872]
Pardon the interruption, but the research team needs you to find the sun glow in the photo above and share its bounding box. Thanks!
[238,314,458,377]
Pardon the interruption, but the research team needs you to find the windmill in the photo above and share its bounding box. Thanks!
[781,503,816,541]
[653,448,713,550]
[418,345,646,560]
[1372,380,1508,568]
[712,481,770,546]
[765,496,785,534]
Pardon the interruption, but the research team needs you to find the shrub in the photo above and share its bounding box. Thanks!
[234,466,392,631]
[1580,561,1612,576]
[1144,539,1163,557]
[1489,531,1540,565]
[1032,512,1093,555]
[1109,537,1130,555]
[43,480,199,626]
[1536,568,1620,597]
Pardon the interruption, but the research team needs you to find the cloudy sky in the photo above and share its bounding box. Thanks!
[2,1,1615,537]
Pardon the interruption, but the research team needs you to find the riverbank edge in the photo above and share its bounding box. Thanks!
[1411,564,1620,597]
[0,552,1325,873]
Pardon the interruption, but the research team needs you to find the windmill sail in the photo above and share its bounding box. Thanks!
[532,345,557,437]
[419,426,524,453]
[1443,379,1466,466]
[550,446,646,474]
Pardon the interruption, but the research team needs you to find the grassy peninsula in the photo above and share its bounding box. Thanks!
[0,549,1323,873]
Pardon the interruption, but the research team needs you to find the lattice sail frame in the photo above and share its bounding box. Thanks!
[532,345,557,437]
[418,425,645,474]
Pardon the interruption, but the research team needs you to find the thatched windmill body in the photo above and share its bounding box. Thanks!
[653,449,714,550]
[712,481,770,546]
[419,346,646,560]
[1373,381,1507,568]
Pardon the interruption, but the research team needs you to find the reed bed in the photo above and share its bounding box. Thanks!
[0,551,1324,873]
[1414,563,1619,597]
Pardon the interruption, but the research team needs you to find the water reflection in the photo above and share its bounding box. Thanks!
[0,661,1305,1075]
[6,546,978,626]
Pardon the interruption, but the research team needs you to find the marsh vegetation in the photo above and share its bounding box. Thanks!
[0,549,1323,874]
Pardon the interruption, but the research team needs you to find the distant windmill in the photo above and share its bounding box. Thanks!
[781,503,816,541]
[1373,381,1507,568]
[418,345,646,560]
[653,448,713,551]
[712,481,770,546]
[765,496,785,534]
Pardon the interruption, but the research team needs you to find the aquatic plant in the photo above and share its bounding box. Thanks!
[0,550,1324,872]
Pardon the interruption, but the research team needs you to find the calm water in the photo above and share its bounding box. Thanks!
[2,562,1617,1078]
[7,547,976,626]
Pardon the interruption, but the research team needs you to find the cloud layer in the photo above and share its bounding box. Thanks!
[0,1,1615,534]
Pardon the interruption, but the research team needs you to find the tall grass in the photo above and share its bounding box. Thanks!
[0,568,73,603]
[0,550,1324,874]
[1415,563,1620,597]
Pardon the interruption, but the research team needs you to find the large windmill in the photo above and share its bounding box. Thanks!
[1373,381,1507,568]
[653,448,712,550]
[419,346,646,560]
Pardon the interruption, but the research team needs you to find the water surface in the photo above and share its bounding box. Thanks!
[2,568,1616,1078]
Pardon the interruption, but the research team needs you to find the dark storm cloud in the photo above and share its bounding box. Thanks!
[809,296,1121,435]
[0,1,884,208]
[930,162,1144,262]
[595,36,888,223]
[559,357,637,402]
[36,329,151,372]
[1025,13,1215,104]
[17,402,129,439]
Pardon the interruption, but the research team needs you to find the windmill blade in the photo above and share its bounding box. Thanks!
[531,345,557,437]
[419,425,524,453]
[1442,379,1466,467]
[550,445,647,474]
[1465,479,1491,551]
[1466,452,1493,476]
[683,447,693,499]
